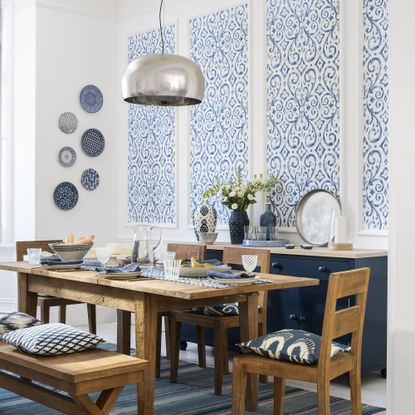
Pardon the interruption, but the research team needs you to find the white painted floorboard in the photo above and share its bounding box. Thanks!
[81,322,387,410]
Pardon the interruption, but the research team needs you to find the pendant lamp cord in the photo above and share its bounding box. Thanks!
[159,0,165,54]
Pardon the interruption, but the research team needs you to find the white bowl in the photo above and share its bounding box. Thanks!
[197,232,218,244]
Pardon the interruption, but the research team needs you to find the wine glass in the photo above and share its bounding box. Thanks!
[242,255,258,275]
[96,247,112,267]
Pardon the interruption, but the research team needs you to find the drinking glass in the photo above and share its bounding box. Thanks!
[164,259,181,279]
[27,248,42,264]
[164,251,176,261]
[242,255,258,275]
[96,247,112,267]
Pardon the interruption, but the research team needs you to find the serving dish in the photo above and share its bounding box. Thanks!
[295,189,341,246]
[49,242,93,261]
[179,265,232,278]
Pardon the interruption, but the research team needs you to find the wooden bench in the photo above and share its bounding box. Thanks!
[0,341,148,414]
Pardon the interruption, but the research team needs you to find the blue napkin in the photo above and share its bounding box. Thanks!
[96,263,141,275]
[182,259,223,266]
[207,270,255,279]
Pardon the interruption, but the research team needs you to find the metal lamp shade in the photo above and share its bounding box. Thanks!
[122,54,205,106]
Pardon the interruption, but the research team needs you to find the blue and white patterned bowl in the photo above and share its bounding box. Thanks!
[48,243,93,261]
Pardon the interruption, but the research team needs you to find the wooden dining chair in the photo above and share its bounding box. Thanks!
[170,246,270,395]
[117,242,207,378]
[16,240,97,334]
[232,267,371,415]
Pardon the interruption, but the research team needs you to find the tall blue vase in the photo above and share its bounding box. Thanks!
[229,211,250,244]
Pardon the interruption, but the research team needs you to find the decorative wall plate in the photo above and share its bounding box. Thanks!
[58,112,78,134]
[53,182,79,211]
[58,147,77,167]
[81,128,105,157]
[80,85,103,113]
[295,189,341,246]
[81,168,100,191]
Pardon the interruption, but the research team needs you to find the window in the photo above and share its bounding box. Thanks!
[0,0,13,243]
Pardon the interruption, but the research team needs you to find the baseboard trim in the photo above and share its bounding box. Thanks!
[0,299,18,313]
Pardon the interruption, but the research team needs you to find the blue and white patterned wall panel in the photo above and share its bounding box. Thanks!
[189,5,249,225]
[127,26,176,224]
[267,0,340,228]
[363,0,389,230]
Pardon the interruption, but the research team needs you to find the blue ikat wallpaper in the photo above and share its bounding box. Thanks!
[127,26,176,224]
[266,0,341,228]
[189,5,249,225]
[363,0,389,230]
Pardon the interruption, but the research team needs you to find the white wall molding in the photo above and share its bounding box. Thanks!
[0,299,18,313]
[34,0,117,21]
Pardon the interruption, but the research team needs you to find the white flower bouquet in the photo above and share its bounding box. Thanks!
[203,169,276,212]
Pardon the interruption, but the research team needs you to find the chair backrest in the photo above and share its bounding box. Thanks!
[16,240,62,261]
[223,247,270,312]
[166,243,207,261]
[318,268,370,373]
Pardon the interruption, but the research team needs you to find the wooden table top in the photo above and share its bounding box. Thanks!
[0,262,319,300]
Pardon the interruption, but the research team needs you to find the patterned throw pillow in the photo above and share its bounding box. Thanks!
[192,303,239,316]
[1,323,105,355]
[238,329,350,365]
[0,312,43,335]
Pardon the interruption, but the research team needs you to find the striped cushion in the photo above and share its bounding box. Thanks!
[238,329,350,365]
[192,303,239,316]
[0,312,42,335]
[1,323,105,355]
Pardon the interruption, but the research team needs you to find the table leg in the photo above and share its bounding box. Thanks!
[18,273,38,316]
[135,294,158,415]
[238,293,259,411]
[117,310,132,355]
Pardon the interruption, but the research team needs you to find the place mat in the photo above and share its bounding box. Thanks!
[140,266,270,289]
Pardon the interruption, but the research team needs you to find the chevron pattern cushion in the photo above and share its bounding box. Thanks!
[238,329,350,365]
[0,312,43,335]
[192,303,239,316]
[1,323,105,355]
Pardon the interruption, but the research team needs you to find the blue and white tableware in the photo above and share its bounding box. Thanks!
[53,182,79,211]
[193,201,217,241]
[80,84,103,113]
[58,147,77,167]
[81,128,105,157]
[58,112,78,134]
[81,168,100,191]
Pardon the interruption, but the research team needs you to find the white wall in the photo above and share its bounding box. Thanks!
[387,0,415,412]
[115,0,388,251]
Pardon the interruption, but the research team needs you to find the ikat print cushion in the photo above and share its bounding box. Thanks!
[192,303,239,316]
[238,329,350,365]
[1,323,105,355]
[0,312,43,335]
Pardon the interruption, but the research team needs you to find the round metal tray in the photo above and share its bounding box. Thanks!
[295,189,341,246]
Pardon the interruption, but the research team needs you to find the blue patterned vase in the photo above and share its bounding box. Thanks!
[193,202,217,241]
[229,211,250,245]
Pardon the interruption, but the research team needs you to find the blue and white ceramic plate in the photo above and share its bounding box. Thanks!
[58,146,77,167]
[58,112,78,134]
[53,182,79,211]
[81,129,105,157]
[81,168,100,191]
[80,85,103,113]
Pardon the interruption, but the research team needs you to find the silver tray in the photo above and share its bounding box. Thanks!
[242,239,290,247]
[295,189,341,246]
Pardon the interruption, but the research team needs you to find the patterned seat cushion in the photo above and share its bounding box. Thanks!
[0,312,43,335]
[238,329,350,365]
[0,323,105,355]
[192,303,239,316]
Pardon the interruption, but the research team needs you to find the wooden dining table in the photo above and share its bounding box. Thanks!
[0,261,319,414]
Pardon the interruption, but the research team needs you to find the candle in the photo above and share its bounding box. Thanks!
[334,215,347,243]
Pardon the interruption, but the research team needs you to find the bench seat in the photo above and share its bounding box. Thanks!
[0,341,148,415]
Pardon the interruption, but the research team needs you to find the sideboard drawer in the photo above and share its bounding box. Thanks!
[270,255,350,278]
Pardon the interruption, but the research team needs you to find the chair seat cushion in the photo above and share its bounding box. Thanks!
[0,312,43,335]
[0,323,105,356]
[192,303,239,316]
[238,329,350,365]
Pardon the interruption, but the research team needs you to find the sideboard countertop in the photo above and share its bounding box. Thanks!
[189,243,387,259]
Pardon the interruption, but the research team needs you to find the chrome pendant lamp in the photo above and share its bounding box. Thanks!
[122,0,205,106]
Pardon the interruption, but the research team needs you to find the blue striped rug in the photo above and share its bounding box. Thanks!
[0,353,385,414]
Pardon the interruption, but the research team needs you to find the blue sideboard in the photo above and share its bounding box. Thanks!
[179,246,387,375]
